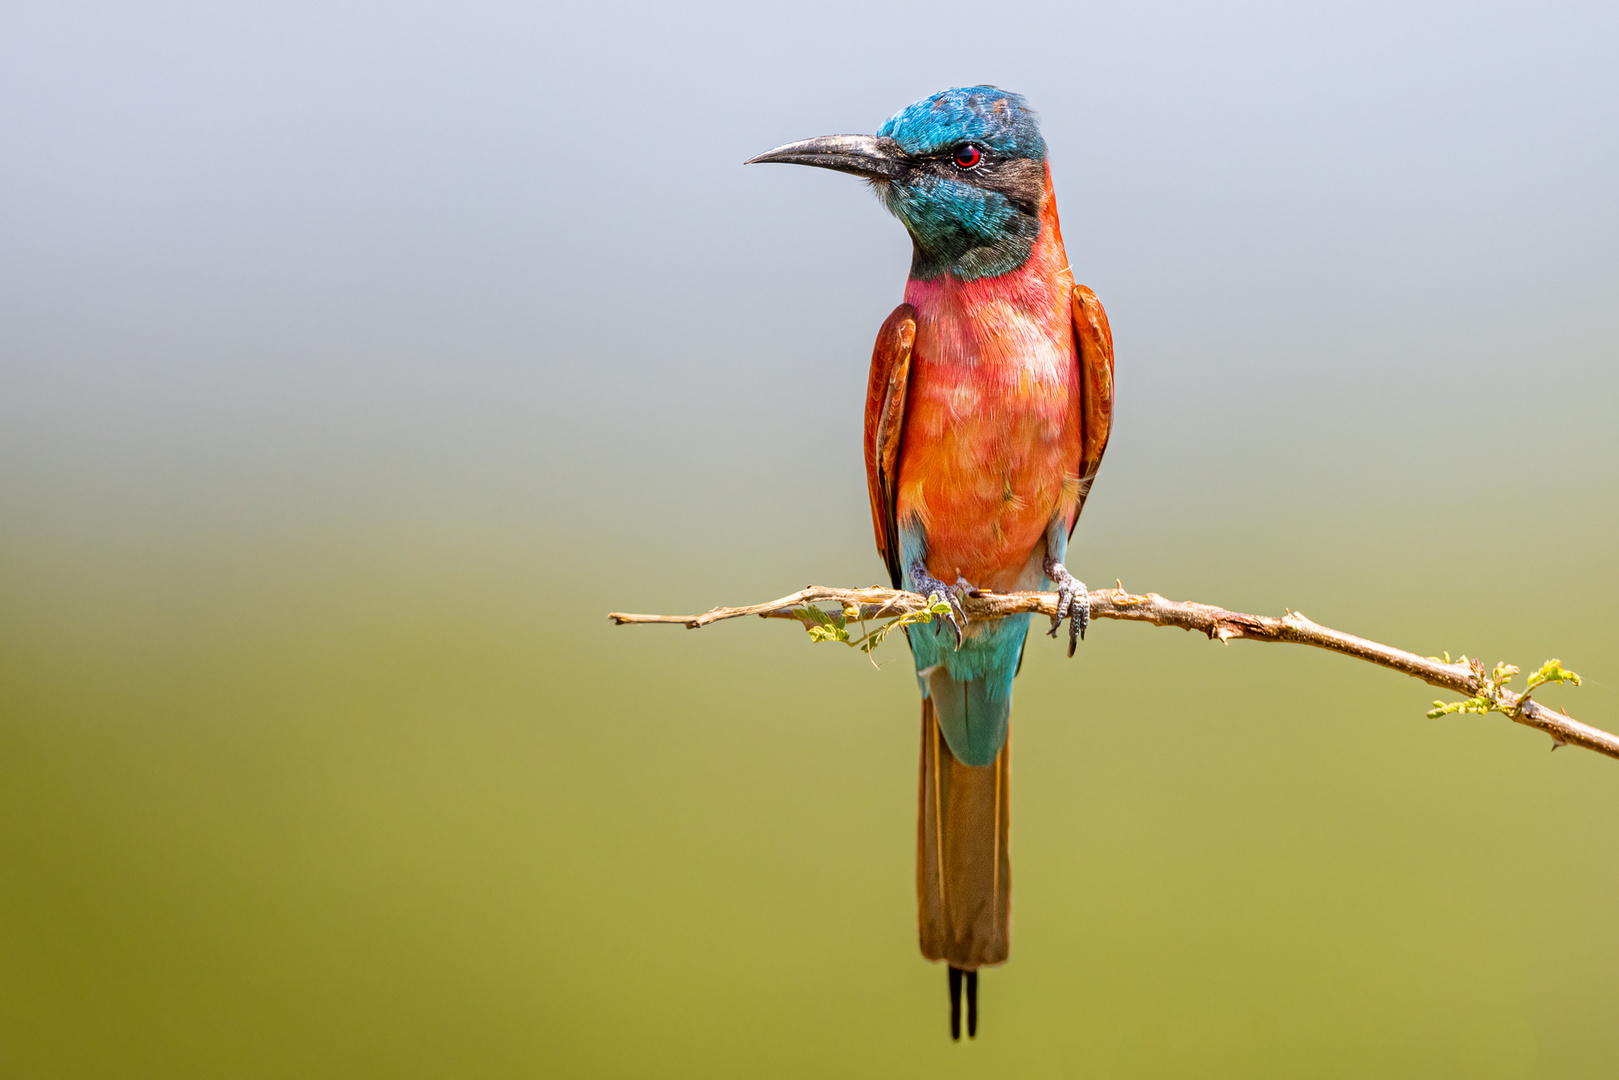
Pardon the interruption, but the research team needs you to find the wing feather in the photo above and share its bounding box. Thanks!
[864,304,917,588]
[1068,284,1115,535]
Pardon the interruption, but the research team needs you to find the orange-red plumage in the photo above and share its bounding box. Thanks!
[862,172,1115,594]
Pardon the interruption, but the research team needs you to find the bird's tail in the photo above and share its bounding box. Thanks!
[917,696,1010,1039]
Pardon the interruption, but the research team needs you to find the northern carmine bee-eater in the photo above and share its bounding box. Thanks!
[748,86,1115,1040]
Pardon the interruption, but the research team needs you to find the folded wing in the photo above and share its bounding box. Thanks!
[1068,284,1115,534]
[864,304,917,588]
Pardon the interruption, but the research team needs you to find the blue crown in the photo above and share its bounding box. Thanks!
[878,86,1045,161]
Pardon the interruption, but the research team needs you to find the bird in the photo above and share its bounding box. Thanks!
[747,86,1115,1040]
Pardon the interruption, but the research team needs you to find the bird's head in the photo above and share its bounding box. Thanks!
[747,86,1049,281]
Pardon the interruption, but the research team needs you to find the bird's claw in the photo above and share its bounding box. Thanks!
[1042,555,1089,658]
[910,560,967,648]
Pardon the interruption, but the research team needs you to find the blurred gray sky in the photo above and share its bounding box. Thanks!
[2,0,1615,568]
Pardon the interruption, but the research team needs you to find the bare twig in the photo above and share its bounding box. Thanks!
[609,585,1617,761]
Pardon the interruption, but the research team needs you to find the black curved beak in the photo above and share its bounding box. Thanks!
[745,134,907,180]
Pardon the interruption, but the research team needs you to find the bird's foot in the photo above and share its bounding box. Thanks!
[910,560,966,648]
[1042,555,1090,657]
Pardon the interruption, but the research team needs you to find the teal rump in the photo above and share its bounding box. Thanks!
[910,611,1031,767]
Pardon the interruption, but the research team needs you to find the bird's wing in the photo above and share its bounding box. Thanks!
[1068,284,1115,536]
[864,303,917,589]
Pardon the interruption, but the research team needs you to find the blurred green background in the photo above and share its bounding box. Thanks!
[3,1,1617,1076]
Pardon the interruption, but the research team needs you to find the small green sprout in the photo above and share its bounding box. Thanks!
[1525,657,1581,694]
[800,603,851,644]
[1427,657,1581,719]
[801,592,954,655]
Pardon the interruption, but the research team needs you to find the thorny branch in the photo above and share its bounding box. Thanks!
[609,584,1617,762]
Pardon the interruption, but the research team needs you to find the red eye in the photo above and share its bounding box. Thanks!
[953,144,981,169]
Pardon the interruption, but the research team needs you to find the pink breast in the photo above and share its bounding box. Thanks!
[895,208,1082,592]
